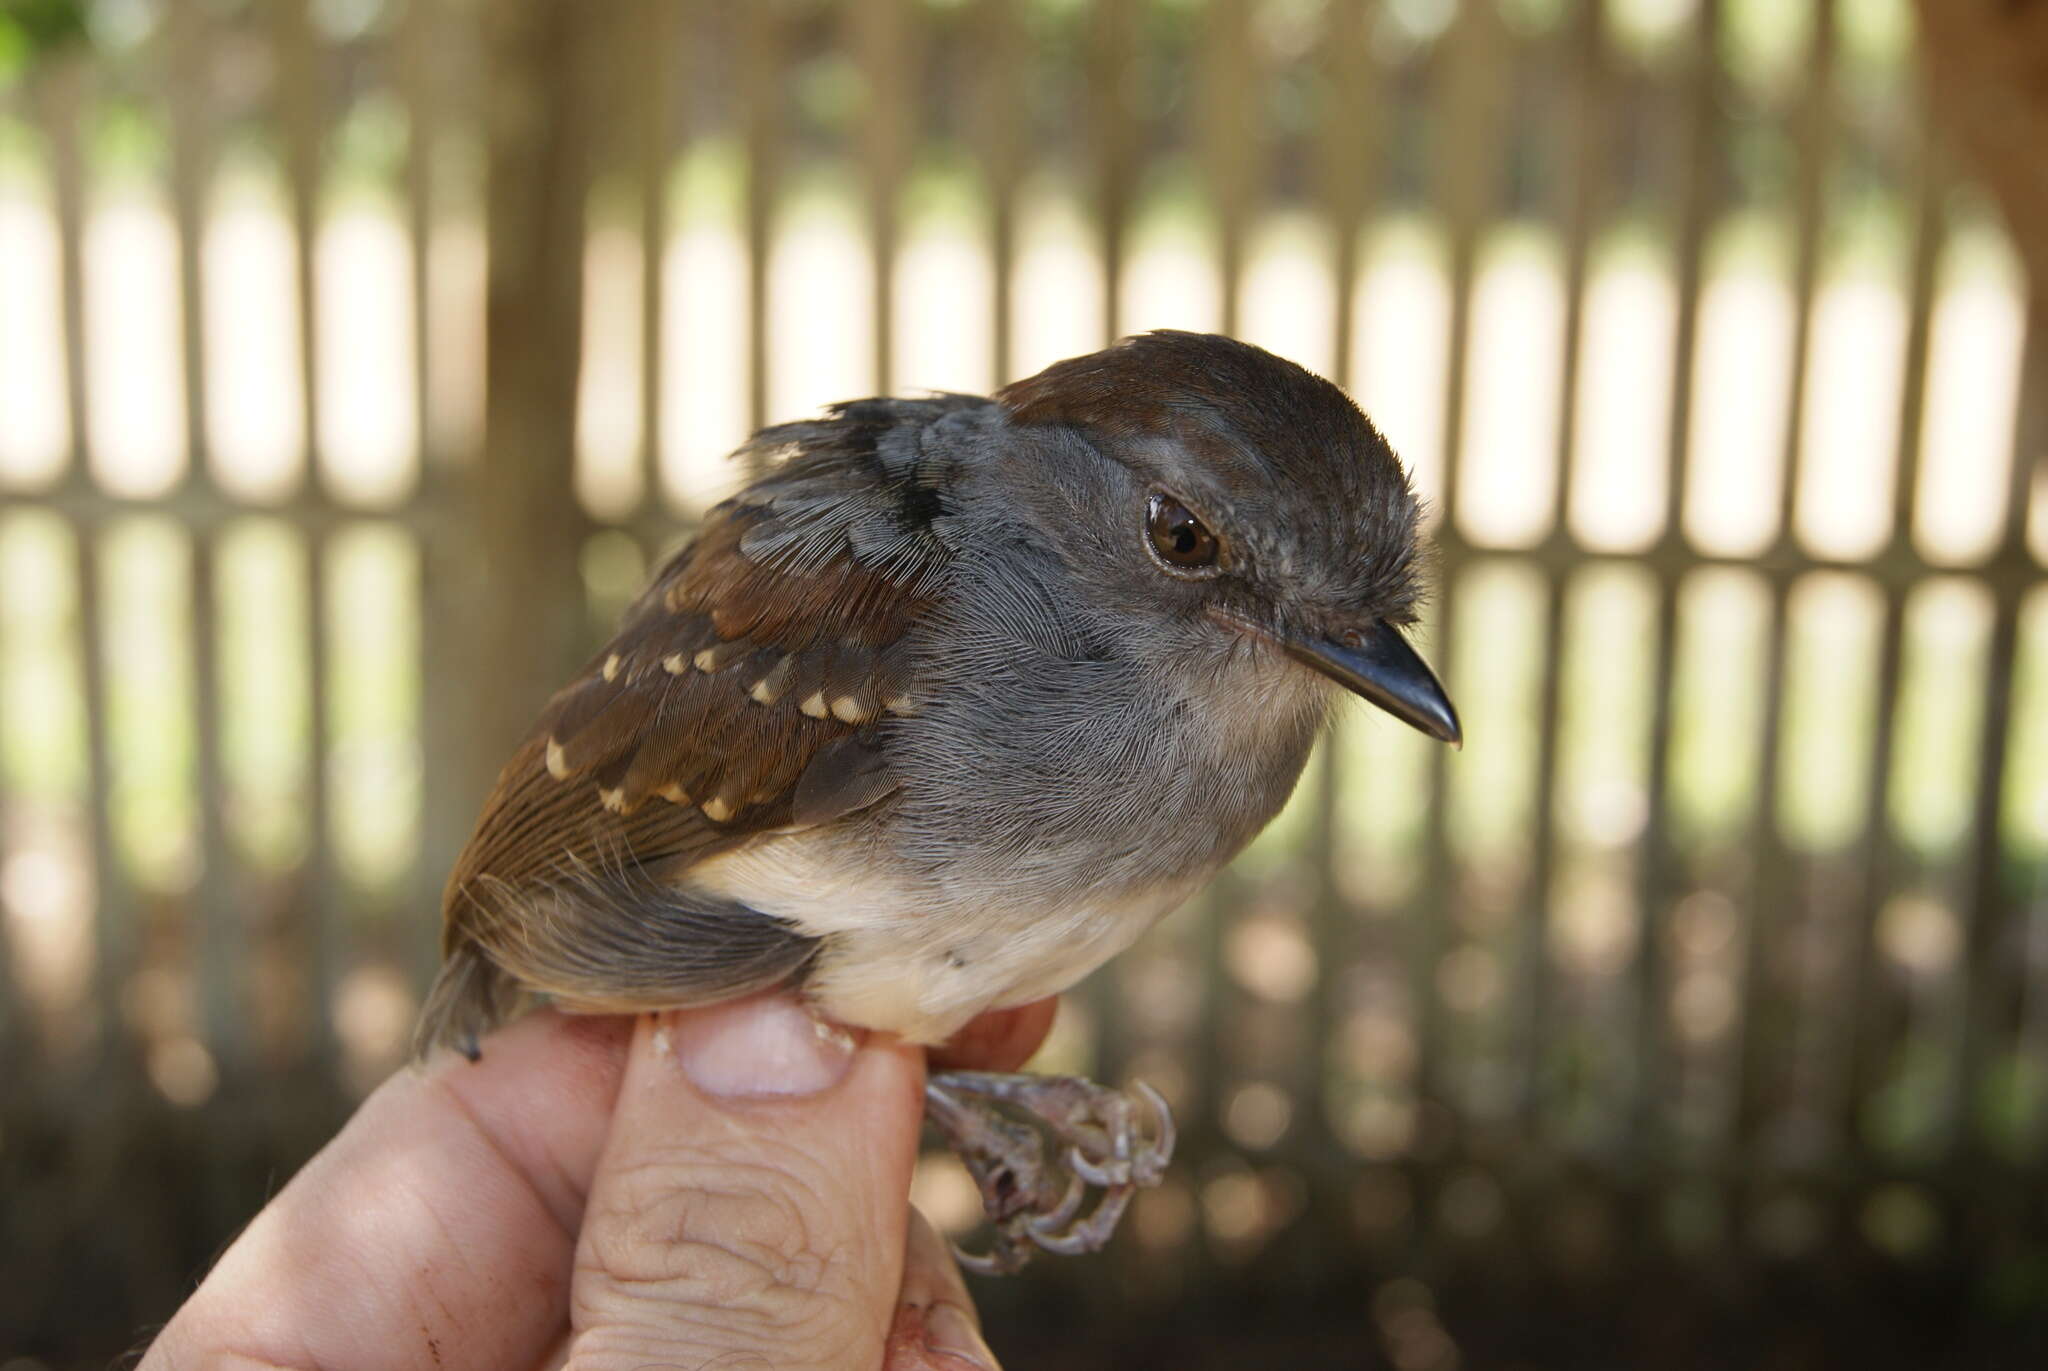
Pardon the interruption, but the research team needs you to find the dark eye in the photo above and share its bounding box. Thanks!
[1146,494,1221,572]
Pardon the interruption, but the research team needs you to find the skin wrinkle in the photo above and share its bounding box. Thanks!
[393,1175,496,1342]
[329,1196,496,1371]
[570,1242,861,1371]
[425,1069,585,1244]
[197,1221,414,1371]
[212,1351,332,1371]
[572,1113,891,1368]
[589,1147,835,1302]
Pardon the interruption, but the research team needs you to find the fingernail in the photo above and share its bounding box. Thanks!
[664,995,857,1099]
[925,1302,1001,1371]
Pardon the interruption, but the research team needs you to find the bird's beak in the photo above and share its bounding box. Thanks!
[1283,621,1462,748]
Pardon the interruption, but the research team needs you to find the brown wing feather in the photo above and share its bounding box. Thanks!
[417,398,971,1056]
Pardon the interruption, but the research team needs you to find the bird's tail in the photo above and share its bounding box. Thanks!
[412,941,522,1063]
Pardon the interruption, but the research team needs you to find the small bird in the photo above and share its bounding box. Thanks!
[418,331,1460,1272]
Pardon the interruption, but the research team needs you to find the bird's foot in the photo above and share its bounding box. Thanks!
[922,1070,1175,1276]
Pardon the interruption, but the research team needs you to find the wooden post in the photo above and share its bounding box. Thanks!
[467,0,597,796]
[1914,0,2048,291]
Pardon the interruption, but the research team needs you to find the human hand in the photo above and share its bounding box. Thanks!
[141,991,1058,1371]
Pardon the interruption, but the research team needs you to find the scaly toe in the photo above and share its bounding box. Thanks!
[924,1070,1178,1274]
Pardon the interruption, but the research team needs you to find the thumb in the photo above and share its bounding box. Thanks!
[566,993,926,1371]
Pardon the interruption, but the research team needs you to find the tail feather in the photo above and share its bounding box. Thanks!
[412,942,523,1062]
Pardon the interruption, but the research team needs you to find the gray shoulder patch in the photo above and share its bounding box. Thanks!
[792,735,899,829]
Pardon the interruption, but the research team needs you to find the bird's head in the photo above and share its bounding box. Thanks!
[994,330,1461,747]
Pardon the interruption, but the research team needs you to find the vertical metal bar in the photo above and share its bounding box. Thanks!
[1087,0,1137,344]
[853,0,912,395]
[0,65,18,1074]
[740,0,784,436]
[1841,149,1946,1155]
[1197,0,1253,338]
[974,0,1023,386]
[1736,0,1838,1158]
[1882,166,1945,557]
[1661,0,1724,551]
[276,0,339,1065]
[400,0,443,986]
[0,17,34,1073]
[45,60,90,498]
[1320,0,1373,391]
[166,0,241,1071]
[1541,0,1603,548]
[476,0,596,774]
[404,0,438,477]
[1529,0,1611,1139]
[1772,0,1836,551]
[166,0,211,491]
[2023,857,2048,1155]
[39,60,131,1074]
[0,534,12,1079]
[280,0,325,506]
[1638,0,1726,1162]
[1308,0,1377,1150]
[637,0,677,513]
[1950,299,2046,1153]
[1416,0,1507,1120]
[1432,3,1505,532]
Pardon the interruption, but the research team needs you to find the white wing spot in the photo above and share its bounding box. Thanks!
[749,654,793,705]
[799,691,830,719]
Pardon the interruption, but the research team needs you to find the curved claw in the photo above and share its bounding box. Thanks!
[1029,1223,1101,1257]
[926,1071,1177,1276]
[953,1237,1028,1278]
[1132,1078,1176,1180]
[1067,1143,1129,1189]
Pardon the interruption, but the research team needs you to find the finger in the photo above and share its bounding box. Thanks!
[143,1010,632,1371]
[928,997,1058,1074]
[883,1209,1003,1370]
[566,994,927,1371]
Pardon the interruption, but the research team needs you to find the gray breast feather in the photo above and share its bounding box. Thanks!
[884,539,1324,903]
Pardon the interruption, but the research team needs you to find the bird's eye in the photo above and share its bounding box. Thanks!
[1146,494,1221,572]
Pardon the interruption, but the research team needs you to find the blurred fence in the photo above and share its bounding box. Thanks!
[2,0,2047,1366]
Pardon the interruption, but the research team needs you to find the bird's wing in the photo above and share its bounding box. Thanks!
[422,397,973,1051]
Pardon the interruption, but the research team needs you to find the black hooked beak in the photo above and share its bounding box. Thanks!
[1284,621,1462,748]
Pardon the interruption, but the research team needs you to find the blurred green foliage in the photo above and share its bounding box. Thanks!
[0,0,91,81]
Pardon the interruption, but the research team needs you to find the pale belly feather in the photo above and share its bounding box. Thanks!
[686,834,1202,1045]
